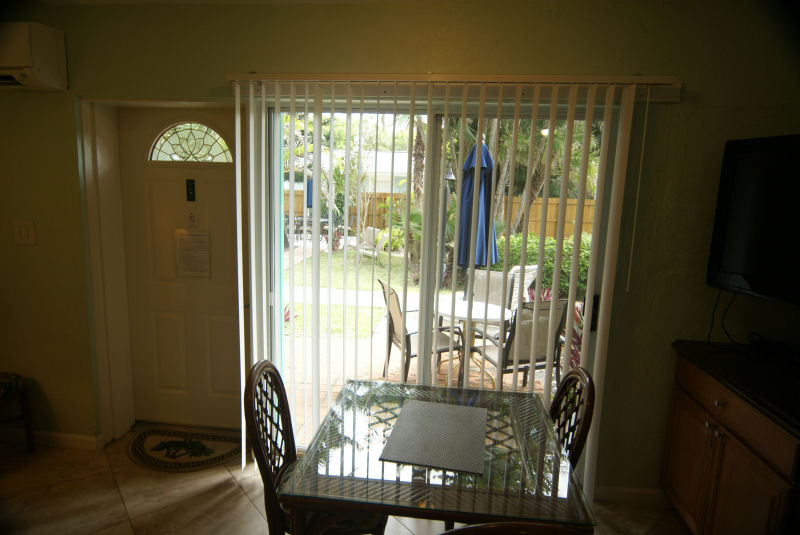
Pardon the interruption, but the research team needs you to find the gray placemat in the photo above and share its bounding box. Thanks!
[380,400,487,474]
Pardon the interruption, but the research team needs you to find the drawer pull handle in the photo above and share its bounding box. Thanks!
[713,399,726,408]
[713,430,721,439]
[705,421,711,429]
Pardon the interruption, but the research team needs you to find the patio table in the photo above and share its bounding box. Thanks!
[277,380,595,533]
[437,294,512,327]
[437,294,513,386]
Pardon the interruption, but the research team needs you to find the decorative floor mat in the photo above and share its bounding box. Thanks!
[128,427,240,472]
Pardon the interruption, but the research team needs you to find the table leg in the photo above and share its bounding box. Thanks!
[291,509,305,535]
[459,320,496,388]
[437,312,499,388]
[463,351,496,389]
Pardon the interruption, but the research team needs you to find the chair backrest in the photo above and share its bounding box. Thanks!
[244,360,297,535]
[377,279,406,346]
[361,226,387,249]
[507,264,537,310]
[377,277,390,305]
[548,366,595,466]
[375,231,389,251]
[472,265,537,310]
[503,299,567,367]
[442,521,586,534]
[472,269,510,308]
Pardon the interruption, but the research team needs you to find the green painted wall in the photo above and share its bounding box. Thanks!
[1,0,797,490]
[0,91,94,435]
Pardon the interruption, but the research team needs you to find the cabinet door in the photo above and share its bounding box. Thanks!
[662,387,715,535]
[706,430,793,535]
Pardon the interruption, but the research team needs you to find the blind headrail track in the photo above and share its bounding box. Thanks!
[226,73,681,102]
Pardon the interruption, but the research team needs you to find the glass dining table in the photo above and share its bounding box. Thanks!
[278,380,595,533]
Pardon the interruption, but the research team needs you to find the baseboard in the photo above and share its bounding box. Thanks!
[0,426,105,451]
[593,485,669,507]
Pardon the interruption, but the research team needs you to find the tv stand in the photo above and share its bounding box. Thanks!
[746,333,800,365]
[662,340,799,535]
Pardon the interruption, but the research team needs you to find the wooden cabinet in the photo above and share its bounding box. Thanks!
[708,430,793,535]
[662,357,798,535]
[663,387,715,534]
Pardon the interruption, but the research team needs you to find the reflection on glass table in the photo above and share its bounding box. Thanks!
[278,380,595,533]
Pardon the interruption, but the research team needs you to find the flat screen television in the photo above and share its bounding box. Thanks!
[706,134,800,305]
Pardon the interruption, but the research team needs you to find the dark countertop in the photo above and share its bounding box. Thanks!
[672,339,800,440]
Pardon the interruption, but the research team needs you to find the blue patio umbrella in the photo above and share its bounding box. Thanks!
[457,143,499,268]
[306,179,313,208]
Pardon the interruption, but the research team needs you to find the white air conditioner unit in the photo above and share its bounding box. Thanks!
[0,22,67,91]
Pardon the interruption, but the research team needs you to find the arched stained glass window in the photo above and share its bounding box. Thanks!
[149,122,232,162]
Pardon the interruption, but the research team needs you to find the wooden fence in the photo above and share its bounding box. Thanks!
[284,191,594,238]
[511,197,595,238]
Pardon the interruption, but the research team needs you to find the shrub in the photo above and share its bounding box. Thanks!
[495,232,592,301]
[388,227,405,251]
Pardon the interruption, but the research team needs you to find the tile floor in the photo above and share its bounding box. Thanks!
[0,424,691,535]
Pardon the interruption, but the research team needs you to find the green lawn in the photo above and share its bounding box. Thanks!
[283,303,384,339]
[284,248,413,290]
[282,247,442,338]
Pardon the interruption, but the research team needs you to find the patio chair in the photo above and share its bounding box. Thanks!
[378,279,464,383]
[244,360,387,535]
[470,265,538,343]
[506,264,537,311]
[549,366,595,467]
[471,299,568,388]
[471,269,510,309]
[293,215,310,239]
[468,269,515,343]
[471,265,537,311]
[356,227,388,266]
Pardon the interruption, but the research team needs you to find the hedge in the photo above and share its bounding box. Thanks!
[494,233,592,301]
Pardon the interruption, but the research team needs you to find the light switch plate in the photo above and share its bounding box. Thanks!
[13,220,36,245]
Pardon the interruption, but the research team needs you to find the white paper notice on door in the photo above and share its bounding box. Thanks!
[175,229,210,278]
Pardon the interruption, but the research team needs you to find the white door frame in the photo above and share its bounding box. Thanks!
[80,100,135,443]
[80,99,237,445]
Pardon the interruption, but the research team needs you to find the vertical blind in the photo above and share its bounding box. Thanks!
[233,76,656,496]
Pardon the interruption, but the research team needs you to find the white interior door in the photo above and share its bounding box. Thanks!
[118,107,239,428]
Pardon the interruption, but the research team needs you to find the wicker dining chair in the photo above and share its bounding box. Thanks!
[548,366,595,467]
[244,360,387,535]
[441,521,589,534]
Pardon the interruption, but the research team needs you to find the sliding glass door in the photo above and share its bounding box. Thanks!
[235,80,636,452]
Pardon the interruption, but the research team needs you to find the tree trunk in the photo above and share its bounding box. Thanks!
[413,119,425,209]
[487,118,498,156]
[512,140,547,233]
[492,146,512,223]
[483,118,507,222]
